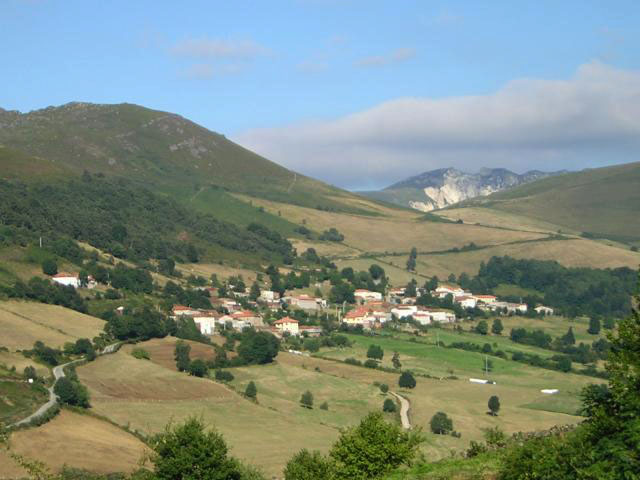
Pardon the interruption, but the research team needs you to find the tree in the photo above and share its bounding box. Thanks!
[588,317,601,335]
[430,411,453,434]
[185,244,199,263]
[603,317,616,330]
[329,412,422,480]
[491,318,504,335]
[366,344,384,361]
[320,401,329,410]
[300,390,314,409]
[379,383,389,394]
[150,417,242,480]
[488,395,500,416]
[303,338,321,353]
[23,366,37,380]
[383,398,396,413]
[369,264,385,280]
[398,371,416,389]
[556,355,572,373]
[237,331,280,364]
[475,320,489,335]
[245,381,257,400]
[249,281,261,301]
[406,247,417,271]
[405,279,417,298]
[392,352,402,369]
[188,359,208,377]
[41,259,58,276]
[54,377,90,408]
[174,340,191,372]
[284,449,333,480]
[561,326,576,346]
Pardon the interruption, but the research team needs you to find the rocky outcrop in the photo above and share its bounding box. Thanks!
[363,167,563,211]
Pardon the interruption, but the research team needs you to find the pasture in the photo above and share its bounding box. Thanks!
[0,300,105,350]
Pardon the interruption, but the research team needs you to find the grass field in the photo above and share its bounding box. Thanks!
[70,330,601,476]
[123,337,218,371]
[0,300,105,350]
[0,351,49,377]
[0,410,148,477]
[0,378,49,425]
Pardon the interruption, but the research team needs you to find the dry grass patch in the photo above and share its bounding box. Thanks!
[436,207,571,234]
[122,337,218,371]
[0,410,148,476]
[409,238,640,278]
[0,351,48,377]
[0,301,104,350]
[233,195,545,253]
[176,263,260,282]
[78,347,232,401]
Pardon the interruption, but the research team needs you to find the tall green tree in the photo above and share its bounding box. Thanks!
[398,371,416,389]
[391,352,402,369]
[475,320,489,335]
[174,340,191,372]
[245,381,257,400]
[488,396,501,416]
[491,318,504,335]
[329,412,422,480]
[300,391,314,409]
[588,316,601,335]
[41,259,58,276]
[150,417,242,480]
[406,247,417,272]
[430,412,453,434]
[367,345,384,361]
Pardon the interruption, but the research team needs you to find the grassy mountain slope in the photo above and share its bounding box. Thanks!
[0,102,371,213]
[462,161,640,242]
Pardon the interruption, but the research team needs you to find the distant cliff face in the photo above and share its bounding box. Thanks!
[360,167,561,211]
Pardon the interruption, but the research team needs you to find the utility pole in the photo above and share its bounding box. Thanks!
[39,237,42,248]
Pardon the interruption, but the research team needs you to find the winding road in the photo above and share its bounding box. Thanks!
[390,391,411,429]
[9,343,119,428]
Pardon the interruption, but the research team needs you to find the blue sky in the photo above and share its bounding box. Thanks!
[2,0,639,188]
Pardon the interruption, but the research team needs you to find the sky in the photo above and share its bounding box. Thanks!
[1,1,639,190]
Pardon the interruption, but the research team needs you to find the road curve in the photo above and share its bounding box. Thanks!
[390,391,411,429]
[10,343,119,428]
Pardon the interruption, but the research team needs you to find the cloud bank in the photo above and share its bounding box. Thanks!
[234,62,640,189]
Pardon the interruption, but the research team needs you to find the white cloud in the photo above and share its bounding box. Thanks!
[296,60,329,73]
[234,62,640,189]
[355,47,416,68]
[180,63,246,79]
[170,38,270,59]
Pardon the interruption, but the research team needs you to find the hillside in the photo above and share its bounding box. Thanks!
[361,167,562,211]
[458,161,640,243]
[0,103,372,213]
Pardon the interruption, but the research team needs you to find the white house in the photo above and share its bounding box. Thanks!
[455,295,477,309]
[52,273,80,288]
[390,305,418,319]
[285,294,325,311]
[231,310,264,327]
[342,307,375,328]
[273,317,299,335]
[171,305,201,318]
[432,284,465,299]
[473,295,497,305]
[354,289,383,303]
[535,305,554,315]
[259,290,278,302]
[193,311,220,335]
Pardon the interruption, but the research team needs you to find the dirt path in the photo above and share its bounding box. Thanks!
[9,343,119,428]
[390,391,411,429]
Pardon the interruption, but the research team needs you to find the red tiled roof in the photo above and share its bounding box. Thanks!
[52,273,78,279]
[274,317,298,325]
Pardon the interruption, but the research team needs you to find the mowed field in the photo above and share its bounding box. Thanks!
[234,194,547,254]
[0,300,105,350]
[76,343,340,477]
[0,410,148,478]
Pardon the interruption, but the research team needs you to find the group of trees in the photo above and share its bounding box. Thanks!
[474,256,636,318]
[3,276,88,313]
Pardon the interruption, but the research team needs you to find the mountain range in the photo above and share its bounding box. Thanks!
[360,167,565,211]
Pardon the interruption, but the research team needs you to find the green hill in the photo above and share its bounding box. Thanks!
[461,161,640,243]
[0,102,371,214]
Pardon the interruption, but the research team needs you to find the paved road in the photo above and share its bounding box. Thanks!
[390,391,411,429]
[10,343,119,428]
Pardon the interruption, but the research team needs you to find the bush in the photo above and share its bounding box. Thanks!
[319,401,329,411]
[300,390,314,409]
[215,370,234,382]
[379,383,389,394]
[382,398,396,413]
[344,357,362,366]
[54,377,90,408]
[42,259,58,276]
[188,359,208,377]
[245,381,257,399]
[366,344,384,360]
[398,371,416,389]
[284,449,333,480]
[131,348,150,360]
[430,411,453,434]
[363,359,378,369]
